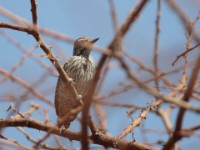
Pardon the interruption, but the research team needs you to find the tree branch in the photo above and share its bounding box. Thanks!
[81,1,150,149]
[30,0,38,25]
[0,118,156,150]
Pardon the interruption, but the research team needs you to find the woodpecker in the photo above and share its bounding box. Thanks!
[54,37,98,129]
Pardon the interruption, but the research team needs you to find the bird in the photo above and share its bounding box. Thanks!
[54,37,98,129]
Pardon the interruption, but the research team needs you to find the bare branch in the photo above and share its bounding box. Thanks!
[30,0,38,25]
[116,100,161,140]
[0,22,31,33]
[172,42,200,66]
[153,0,161,91]
[0,118,155,150]
[81,1,150,149]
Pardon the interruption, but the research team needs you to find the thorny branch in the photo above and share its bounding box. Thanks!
[0,0,200,150]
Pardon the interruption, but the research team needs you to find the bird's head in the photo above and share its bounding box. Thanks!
[73,37,99,58]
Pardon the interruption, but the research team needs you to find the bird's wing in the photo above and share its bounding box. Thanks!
[54,76,76,117]
[54,76,63,116]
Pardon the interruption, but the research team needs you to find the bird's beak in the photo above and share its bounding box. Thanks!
[91,38,99,44]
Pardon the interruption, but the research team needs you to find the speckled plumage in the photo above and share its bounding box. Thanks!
[54,37,97,128]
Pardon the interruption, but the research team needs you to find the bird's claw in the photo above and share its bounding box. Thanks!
[59,125,67,133]
[68,78,77,86]
[76,95,83,105]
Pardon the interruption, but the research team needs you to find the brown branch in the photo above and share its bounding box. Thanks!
[153,0,161,91]
[0,118,82,141]
[172,42,200,66]
[116,100,161,140]
[0,118,156,150]
[30,0,38,25]
[0,22,31,33]
[81,1,150,149]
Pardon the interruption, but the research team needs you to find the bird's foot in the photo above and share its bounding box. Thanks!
[59,125,68,133]
[76,95,83,105]
[68,78,76,86]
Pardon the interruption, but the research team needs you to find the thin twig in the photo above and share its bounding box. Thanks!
[30,0,38,25]
[116,100,161,140]
[153,0,161,91]
[172,42,200,66]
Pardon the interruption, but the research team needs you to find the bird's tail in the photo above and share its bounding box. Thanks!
[57,105,83,129]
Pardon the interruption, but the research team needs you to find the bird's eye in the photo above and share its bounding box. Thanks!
[79,40,86,44]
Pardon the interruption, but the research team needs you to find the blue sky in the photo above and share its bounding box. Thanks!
[0,0,200,149]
